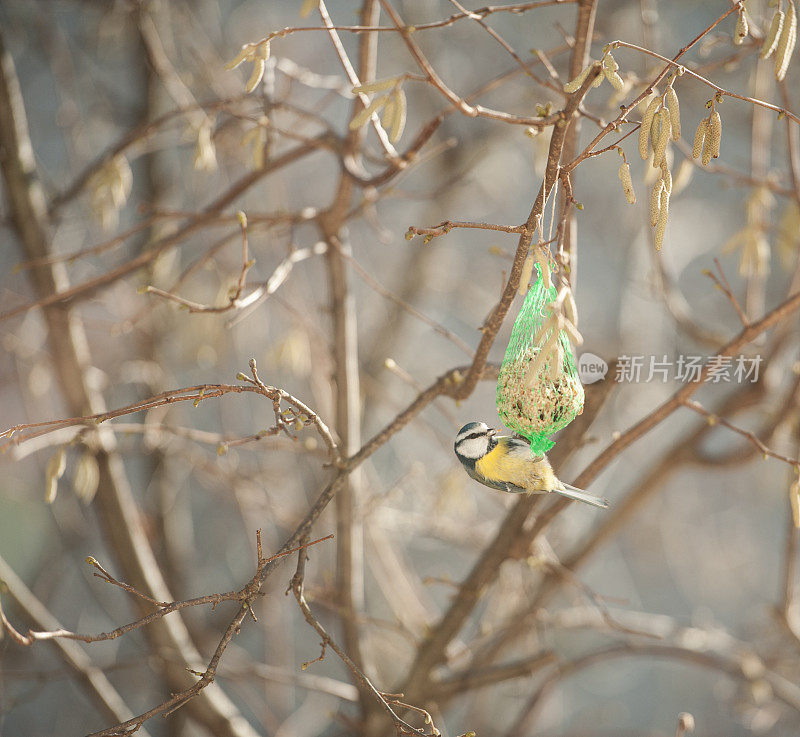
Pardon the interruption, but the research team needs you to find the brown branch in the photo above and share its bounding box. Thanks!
[48,95,248,214]
[378,0,566,128]
[141,216,254,313]
[572,288,800,491]
[241,1,576,42]
[0,556,150,734]
[0,137,329,323]
[543,559,663,639]
[430,652,558,699]
[563,2,745,175]
[703,257,749,327]
[343,247,475,356]
[446,0,561,94]
[0,27,263,737]
[290,538,434,736]
[507,640,800,736]
[2,367,340,464]
[682,398,800,471]
[1,536,333,647]
[448,61,602,403]
[226,241,328,327]
[405,220,527,241]
[611,38,800,126]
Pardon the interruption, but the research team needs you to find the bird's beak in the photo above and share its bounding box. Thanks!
[488,428,498,437]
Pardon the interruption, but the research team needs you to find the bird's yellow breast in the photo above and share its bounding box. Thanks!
[475,443,560,491]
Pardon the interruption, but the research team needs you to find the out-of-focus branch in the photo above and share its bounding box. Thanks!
[48,95,247,214]
[508,640,800,736]
[317,0,381,718]
[0,33,261,736]
[0,555,150,735]
[682,398,800,470]
[290,539,436,737]
[572,289,800,492]
[0,535,332,646]
[429,652,557,699]
[378,0,564,128]
[779,80,800,211]
[0,136,329,323]
[344,248,474,357]
[402,495,545,701]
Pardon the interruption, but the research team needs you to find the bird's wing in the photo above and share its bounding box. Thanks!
[502,436,544,461]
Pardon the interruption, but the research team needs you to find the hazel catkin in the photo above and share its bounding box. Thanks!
[665,85,681,141]
[639,96,661,160]
[692,118,708,160]
[775,0,797,82]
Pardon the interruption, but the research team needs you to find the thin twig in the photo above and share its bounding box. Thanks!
[289,538,434,736]
[0,536,333,646]
[611,38,800,126]
[681,399,800,471]
[703,257,749,326]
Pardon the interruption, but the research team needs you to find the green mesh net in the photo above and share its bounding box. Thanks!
[496,264,584,455]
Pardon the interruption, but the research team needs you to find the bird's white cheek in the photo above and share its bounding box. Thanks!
[457,438,487,459]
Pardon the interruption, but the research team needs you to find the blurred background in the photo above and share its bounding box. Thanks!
[1,1,800,735]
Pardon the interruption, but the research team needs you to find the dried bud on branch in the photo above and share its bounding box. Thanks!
[73,451,100,504]
[535,248,552,289]
[193,119,217,172]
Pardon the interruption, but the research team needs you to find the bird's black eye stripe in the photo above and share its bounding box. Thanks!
[465,432,484,440]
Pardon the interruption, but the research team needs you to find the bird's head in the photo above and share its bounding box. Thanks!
[454,421,497,464]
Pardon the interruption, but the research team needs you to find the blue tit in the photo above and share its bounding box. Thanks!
[453,421,609,508]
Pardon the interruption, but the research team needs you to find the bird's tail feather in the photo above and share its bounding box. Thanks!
[554,483,609,509]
